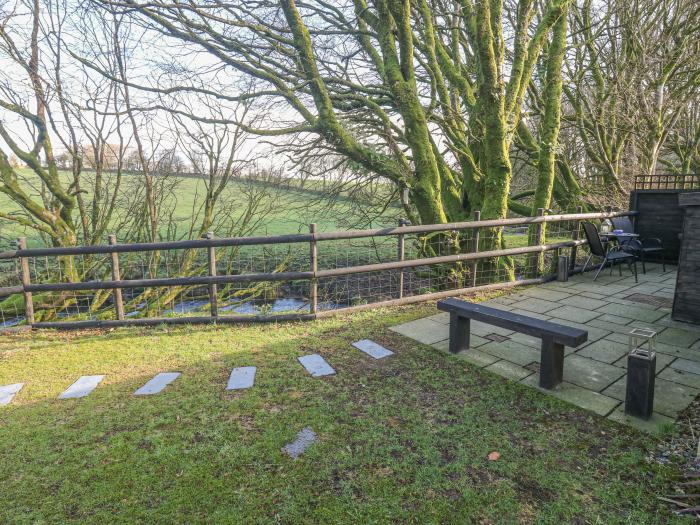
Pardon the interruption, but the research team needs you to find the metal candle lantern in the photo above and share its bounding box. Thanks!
[625,328,657,420]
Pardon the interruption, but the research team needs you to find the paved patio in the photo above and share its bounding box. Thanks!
[391,263,700,433]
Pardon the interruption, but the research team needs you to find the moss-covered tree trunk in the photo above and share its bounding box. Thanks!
[528,8,568,275]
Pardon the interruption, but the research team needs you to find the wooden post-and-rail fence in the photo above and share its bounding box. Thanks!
[0,210,636,330]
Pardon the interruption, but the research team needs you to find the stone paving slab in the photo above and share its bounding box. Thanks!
[670,358,700,376]
[431,334,490,352]
[657,327,700,348]
[485,360,534,381]
[58,375,105,400]
[595,314,634,326]
[587,319,665,340]
[479,340,541,367]
[542,282,581,292]
[389,318,448,345]
[549,305,602,324]
[546,317,610,344]
[652,342,700,360]
[470,320,515,337]
[603,296,663,311]
[607,407,675,434]
[425,312,450,325]
[352,339,394,359]
[519,288,571,302]
[625,283,666,294]
[508,298,560,314]
[579,291,608,301]
[597,304,667,324]
[611,352,676,371]
[659,366,700,389]
[576,338,630,364]
[0,383,23,406]
[658,315,700,334]
[507,331,544,349]
[562,354,626,392]
[604,331,639,345]
[483,303,515,311]
[603,376,699,417]
[298,354,336,377]
[227,366,257,390]
[571,283,630,295]
[563,295,610,311]
[134,372,181,396]
[520,375,621,416]
[453,349,501,367]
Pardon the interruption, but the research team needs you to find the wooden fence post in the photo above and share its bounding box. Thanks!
[470,210,481,287]
[108,235,125,321]
[569,206,583,272]
[397,218,407,298]
[206,231,218,318]
[17,237,34,326]
[530,208,545,278]
[309,224,318,314]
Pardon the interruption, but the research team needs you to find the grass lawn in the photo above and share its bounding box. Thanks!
[0,299,691,524]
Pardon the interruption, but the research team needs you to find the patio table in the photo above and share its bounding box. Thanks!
[582,231,640,273]
[600,232,639,242]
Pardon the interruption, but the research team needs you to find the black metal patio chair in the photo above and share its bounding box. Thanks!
[610,216,666,273]
[581,221,638,283]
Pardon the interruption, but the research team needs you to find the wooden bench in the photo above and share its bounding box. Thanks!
[437,298,588,389]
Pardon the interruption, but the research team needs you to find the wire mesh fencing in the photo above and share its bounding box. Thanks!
[0,210,635,328]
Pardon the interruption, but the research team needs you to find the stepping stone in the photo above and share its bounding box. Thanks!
[298,354,335,377]
[58,375,105,399]
[0,383,24,406]
[134,372,181,396]
[352,339,394,359]
[282,427,317,459]
[226,366,257,390]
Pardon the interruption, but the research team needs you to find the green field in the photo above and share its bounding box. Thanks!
[0,169,574,250]
[0,301,688,524]
[0,170,401,247]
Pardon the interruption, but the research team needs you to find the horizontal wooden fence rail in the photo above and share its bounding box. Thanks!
[21,240,587,294]
[0,210,636,330]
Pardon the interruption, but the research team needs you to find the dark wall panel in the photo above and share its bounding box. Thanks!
[630,190,688,261]
[673,193,700,324]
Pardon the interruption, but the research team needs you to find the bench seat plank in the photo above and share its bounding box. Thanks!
[437,298,587,347]
[437,298,588,390]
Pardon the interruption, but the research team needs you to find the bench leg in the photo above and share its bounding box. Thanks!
[539,337,564,389]
[449,313,470,354]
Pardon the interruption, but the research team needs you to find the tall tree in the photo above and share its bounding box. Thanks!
[95,0,571,239]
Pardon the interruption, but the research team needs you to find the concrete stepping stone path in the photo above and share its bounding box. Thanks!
[134,372,181,396]
[352,339,394,359]
[298,354,335,377]
[0,383,24,406]
[226,366,257,390]
[282,427,317,458]
[58,375,105,399]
